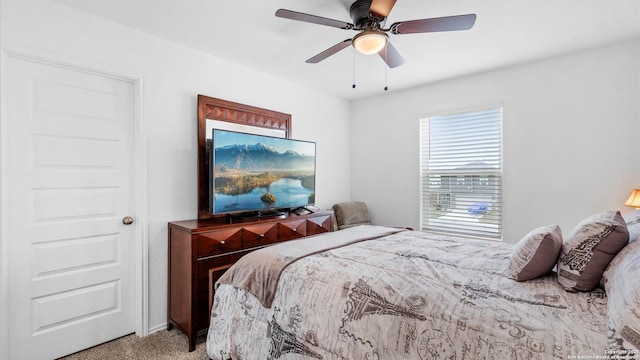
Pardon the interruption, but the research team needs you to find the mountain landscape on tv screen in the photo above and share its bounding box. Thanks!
[212,141,316,212]
[214,143,315,171]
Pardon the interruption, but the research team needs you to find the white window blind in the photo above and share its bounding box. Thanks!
[420,107,503,239]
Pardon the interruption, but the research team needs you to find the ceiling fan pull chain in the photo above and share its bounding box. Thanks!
[384,45,389,91]
[352,47,357,89]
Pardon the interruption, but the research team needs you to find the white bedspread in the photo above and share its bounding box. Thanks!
[207,226,608,360]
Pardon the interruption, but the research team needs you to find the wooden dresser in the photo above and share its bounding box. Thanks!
[167,211,335,351]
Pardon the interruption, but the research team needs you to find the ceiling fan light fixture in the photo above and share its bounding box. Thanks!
[352,30,388,55]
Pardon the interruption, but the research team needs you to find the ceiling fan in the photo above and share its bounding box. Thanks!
[275,0,476,68]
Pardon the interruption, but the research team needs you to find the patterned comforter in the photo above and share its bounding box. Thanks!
[206,226,608,360]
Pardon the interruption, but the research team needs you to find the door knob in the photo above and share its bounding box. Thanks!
[122,216,134,225]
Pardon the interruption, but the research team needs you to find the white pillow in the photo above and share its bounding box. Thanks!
[601,210,640,287]
[623,209,640,242]
[603,238,640,351]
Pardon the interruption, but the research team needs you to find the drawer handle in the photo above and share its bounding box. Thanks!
[260,234,265,238]
[219,240,226,245]
[292,228,297,232]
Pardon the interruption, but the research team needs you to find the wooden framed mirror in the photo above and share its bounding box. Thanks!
[197,95,292,220]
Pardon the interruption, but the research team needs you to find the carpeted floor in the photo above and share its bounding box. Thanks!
[58,329,209,360]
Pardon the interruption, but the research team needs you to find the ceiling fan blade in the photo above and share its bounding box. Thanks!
[391,14,476,34]
[369,0,398,19]
[276,9,354,30]
[306,39,352,63]
[378,41,405,68]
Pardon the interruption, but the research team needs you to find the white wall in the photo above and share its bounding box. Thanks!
[0,0,352,332]
[351,39,640,243]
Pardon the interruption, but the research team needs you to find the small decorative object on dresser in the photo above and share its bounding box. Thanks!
[167,211,335,351]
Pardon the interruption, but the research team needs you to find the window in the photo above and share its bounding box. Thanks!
[419,107,503,239]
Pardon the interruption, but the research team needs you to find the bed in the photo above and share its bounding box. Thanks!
[206,211,640,360]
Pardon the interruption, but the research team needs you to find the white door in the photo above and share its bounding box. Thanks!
[5,55,136,359]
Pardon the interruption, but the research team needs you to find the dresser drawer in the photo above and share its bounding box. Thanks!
[306,214,333,235]
[278,219,307,241]
[196,228,242,257]
[197,252,247,329]
[242,223,278,249]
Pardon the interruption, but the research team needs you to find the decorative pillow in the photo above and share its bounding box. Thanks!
[332,202,371,230]
[557,210,629,292]
[623,209,640,243]
[601,210,640,287]
[508,225,563,281]
[604,238,640,351]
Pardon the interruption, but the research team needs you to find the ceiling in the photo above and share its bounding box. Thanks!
[52,0,640,101]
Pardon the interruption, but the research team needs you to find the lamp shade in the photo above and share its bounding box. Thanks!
[624,189,640,208]
[352,30,388,55]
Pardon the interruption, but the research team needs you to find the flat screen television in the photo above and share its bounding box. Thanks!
[210,128,316,216]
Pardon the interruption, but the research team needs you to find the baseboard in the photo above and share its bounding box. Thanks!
[149,323,169,335]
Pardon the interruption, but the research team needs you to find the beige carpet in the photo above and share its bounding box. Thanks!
[58,329,209,360]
